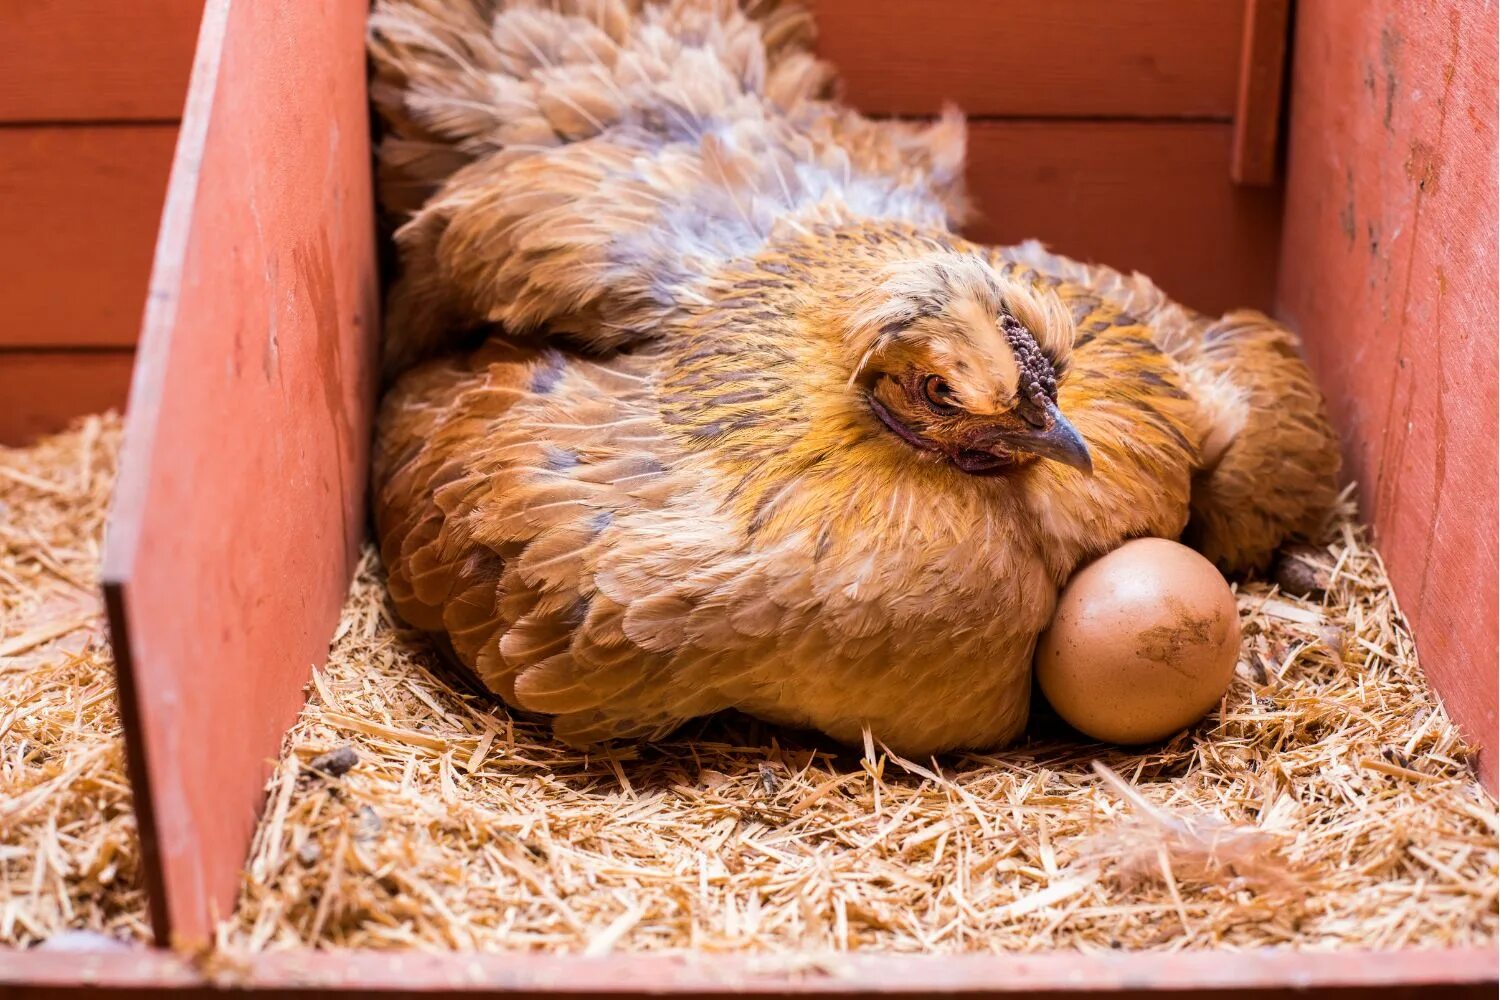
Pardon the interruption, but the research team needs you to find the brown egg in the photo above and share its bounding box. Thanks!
[1035,537,1241,745]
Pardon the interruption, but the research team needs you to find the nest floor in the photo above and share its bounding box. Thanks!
[2,419,1496,956]
[0,416,147,947]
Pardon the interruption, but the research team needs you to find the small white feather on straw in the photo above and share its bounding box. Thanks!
[1078,762,1302,895]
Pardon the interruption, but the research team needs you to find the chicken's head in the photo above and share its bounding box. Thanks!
[846,254,1092,477]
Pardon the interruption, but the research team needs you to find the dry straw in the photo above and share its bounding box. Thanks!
[227,494,1499,955]
[1,418,1495,956]
[0,415,149,947]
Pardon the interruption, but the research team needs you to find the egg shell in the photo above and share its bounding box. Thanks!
[1035,537,1241,745]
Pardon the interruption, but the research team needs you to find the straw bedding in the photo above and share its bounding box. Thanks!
[0,415,149,947]
[227,517,1498,952]
[2,418,1495,955]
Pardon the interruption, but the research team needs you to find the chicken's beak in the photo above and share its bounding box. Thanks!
[990,401,1094,475]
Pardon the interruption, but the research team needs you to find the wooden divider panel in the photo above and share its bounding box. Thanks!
[1277,0,1498,790]
[102,0,378,946]
[1230,0,1292,186]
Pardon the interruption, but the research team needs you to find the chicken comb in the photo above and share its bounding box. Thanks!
[1000,313,1059,407]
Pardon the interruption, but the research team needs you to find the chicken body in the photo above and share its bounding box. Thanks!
[369,0,1339,754]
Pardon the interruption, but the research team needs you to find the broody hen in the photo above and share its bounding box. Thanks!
[368,0,1339,754]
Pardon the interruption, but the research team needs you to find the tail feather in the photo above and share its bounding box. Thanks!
[369,0,826,219]
[368,0,966,379]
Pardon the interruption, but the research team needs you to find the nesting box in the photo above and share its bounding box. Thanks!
[3,0,1495,995]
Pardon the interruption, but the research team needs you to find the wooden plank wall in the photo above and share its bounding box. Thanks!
[0,1,202,444]
[1277,2,1498,790]
[812,0,1284,317]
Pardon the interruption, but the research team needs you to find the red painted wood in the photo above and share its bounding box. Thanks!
[811,0,1243,119]
[101,0,378,948]
[1,946,1495,998]
[0,350,133,445]
[1277,1,1498,791]
[0,0,202,122]
[0,126,178,348]
[965,121,1282,315]
[1230,0,1290,186]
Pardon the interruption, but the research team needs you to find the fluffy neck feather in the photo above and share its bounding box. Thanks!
[656,225,1201,580]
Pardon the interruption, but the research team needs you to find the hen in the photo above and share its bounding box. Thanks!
[367,0,1339,754]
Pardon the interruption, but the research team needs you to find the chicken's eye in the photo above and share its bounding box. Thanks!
[921,375,959,414]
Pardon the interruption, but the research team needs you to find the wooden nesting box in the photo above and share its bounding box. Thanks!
[3,0,1495,995]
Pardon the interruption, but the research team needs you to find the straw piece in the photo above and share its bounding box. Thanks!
[0,616,96,658]
[320,711,449,752]
[1359,757,1445,784]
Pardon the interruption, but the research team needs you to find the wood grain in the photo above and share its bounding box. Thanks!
[0,350,133,445]
[0,0,202,122]
[0,126,178,348]
[1230,0,1291,185]
[1,945,1495,998]
[1277,1,1498,791]
[964,120,1282,316]
[101,0,378,948]
[811,0,1243,119]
